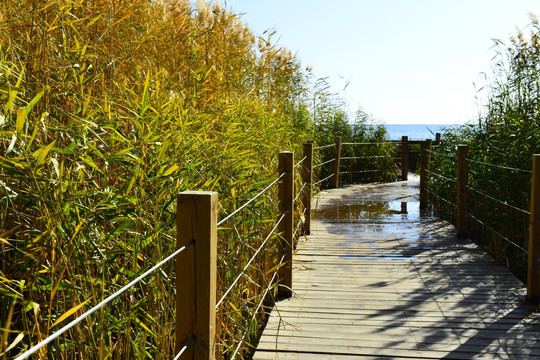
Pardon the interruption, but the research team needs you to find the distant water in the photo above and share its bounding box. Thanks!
[384,124,456,141]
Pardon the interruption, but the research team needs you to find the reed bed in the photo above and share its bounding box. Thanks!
[0,0,308,358]
[429,15,540,282]
[0,1,391,359]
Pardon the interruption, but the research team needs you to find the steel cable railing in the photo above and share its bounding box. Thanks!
[312,158,335,169]
[340,155,391,160]
[312,140,399,190]
[340,169,381,175]
[294,156,307,169]
[15,240,195,360]
[313,144,335,150]
[342,142,388,146]
[212,166,297,357]
[212,157,303,357]
[467,185,530,216]
[313,173,334,187]
[426,156,529,214]
[294,182,307,203]
[466,158,532,174]
[293,207,308,239]
[426,188,458,208]
[426,169,457,184]
[425,152,458,208]
[427,149,456,160]
[340,156,359,160]
[229,254,285,360]
[215,161,304,357]
[426,150,531,266]
[216,214,286,309]
[466,211,528,254]
[425,147,458,209]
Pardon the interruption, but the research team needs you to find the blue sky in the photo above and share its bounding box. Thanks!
[222,0,540,125]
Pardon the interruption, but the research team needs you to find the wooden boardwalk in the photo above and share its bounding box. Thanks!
[253,177,540,359]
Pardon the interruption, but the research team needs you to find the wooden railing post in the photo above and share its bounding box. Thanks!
[331,136,342,188]
[435,132,441,145]
[419,139,431,210]
[278,151,294,298]
[401,136,408,181]
[176,191,218,360]
[457,145,468,238]
[302,142,313,235]
[528,155,540,302]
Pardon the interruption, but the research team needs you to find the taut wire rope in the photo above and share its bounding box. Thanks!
[314,173,334,186]
[217,173,285,227]
[173,336,196,360]
[313,158,335,169]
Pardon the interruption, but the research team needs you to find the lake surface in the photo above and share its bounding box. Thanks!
[384,124,457,140]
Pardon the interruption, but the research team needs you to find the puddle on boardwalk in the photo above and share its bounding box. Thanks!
[313,179,434,258]
[314,199,420,222]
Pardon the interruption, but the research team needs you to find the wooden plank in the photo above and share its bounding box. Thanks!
[268,309,540,323]
[256,338,540,356]
[263,316,540,330]
[265,299,527,313]
[260,325,540,339]
[258,327,540,349]
[272,298,526,309]
[256,341,540,359]
[254,354,411,360]
[290,279,522,288]
[262,312,539,328]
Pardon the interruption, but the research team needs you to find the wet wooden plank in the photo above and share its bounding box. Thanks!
[252,178,540,359]
[255,339,540,358]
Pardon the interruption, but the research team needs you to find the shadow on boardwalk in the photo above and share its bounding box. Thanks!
[253,176,540,359]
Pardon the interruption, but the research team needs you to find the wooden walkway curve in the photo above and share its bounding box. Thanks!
[253,176,540,359]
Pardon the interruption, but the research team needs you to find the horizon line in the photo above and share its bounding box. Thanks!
[383,123,461,126]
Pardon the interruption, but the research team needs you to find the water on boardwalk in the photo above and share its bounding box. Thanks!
[313,174,433,260]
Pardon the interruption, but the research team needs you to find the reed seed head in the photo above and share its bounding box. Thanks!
[531,12,539,25]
